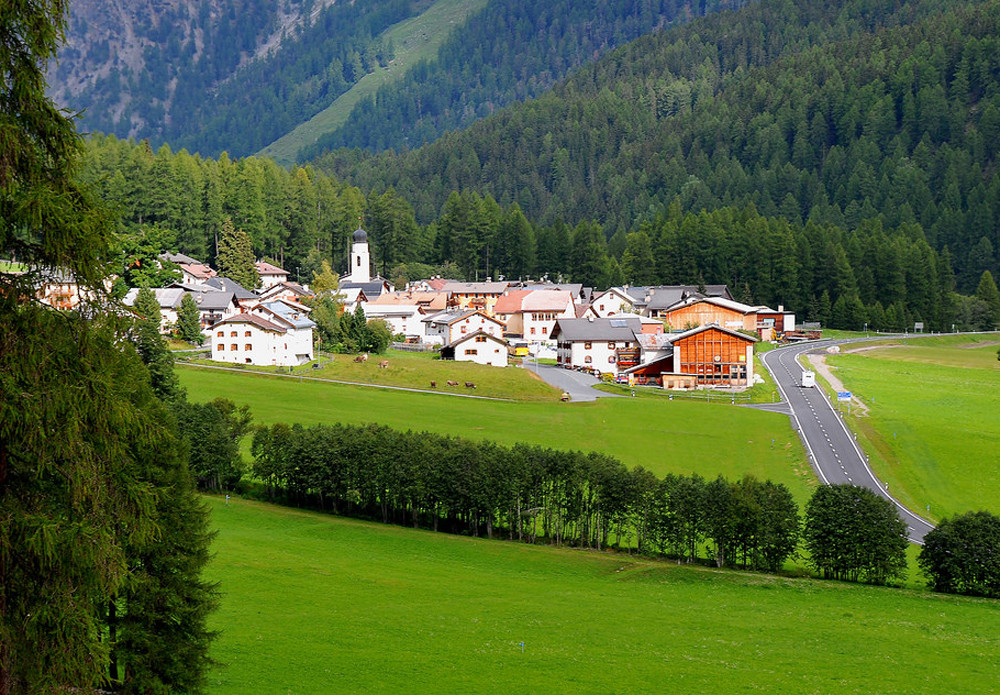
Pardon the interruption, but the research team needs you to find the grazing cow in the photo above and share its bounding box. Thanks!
[430,381,436,388]
[353,353,368,363]
[464,382,476,389]
[446,380,459,386]
[379,360,389,369]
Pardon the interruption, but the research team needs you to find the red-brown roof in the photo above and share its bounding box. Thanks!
[213,313,286,333]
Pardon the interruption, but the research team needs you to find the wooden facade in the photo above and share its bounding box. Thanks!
[673,326,753,386]
[655,301,756,332]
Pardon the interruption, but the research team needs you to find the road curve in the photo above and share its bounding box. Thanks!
[760,341,935,544]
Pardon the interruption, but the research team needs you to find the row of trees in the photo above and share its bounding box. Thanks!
[920,511,1000,599]
[248,422,913,584]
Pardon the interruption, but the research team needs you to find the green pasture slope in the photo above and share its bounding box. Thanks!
[826,334,1000,521]
[178,366,815,503]
[259,0,489,166]
[204,496,1000,694]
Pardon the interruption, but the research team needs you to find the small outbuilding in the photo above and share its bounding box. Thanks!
[440,330,509,367]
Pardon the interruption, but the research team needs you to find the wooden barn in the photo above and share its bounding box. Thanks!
[624,324,757,389]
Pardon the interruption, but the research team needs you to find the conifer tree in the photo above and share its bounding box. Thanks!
[216,217,260,290]
[976,270,1000,330]
[176,292,204,345]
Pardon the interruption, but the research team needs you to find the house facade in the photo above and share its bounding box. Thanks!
[551,316,654,375]
[423,310,506,345]
[441,330,509,367]
[624,324,757,388]
[211,299,315,366]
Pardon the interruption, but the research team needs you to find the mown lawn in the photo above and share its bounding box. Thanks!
[204,496,1000,695]
[179,365,815,504]
[184,348,560,401]
[827,333,1000,520]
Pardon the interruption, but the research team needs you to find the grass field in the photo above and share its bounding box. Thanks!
[204,496,1000,695]
[179,365,816,503]
[825,334,1000,521]
[259,0,489,165]
[184,348,561,401]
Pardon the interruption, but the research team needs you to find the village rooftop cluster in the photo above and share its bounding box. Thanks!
[27,227,805,390]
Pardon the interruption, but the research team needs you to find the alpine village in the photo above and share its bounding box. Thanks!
[5,0,1000,693]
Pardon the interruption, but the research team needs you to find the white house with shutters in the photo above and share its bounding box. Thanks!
[210,299,315,366]
[421,309,505,345]
[441,330,509,367]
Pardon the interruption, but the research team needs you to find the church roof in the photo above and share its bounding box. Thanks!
[352,227,368,242]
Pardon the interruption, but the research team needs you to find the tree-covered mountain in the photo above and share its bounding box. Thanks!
[300,0,744,158]
[48,0,420,158]
[312,0,1000,294]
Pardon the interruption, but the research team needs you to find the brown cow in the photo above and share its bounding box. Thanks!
[447,380,459,386]
[430,381,437,388]
[353,353,369,363]
[464,382,476,389]
[379,360,389,369]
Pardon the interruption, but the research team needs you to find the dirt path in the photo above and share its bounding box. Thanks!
[806,354,869,416]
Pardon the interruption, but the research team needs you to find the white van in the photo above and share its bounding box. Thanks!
[801,370,816,388]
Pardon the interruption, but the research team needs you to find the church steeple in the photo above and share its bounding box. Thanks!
[348,227,370,283]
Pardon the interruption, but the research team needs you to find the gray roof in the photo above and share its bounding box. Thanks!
[206,276,256,300]
[159,252,201,265]
[625,284,732,308]
[550,316,644,342]
[192,291,235,312]
[123,287,185,309]
[341,280,388,299]
[442,281,510,294]
[259,301,315,329]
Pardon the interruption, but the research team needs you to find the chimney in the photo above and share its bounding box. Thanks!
[778,304,784,312]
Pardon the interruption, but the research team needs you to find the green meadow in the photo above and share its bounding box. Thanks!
[204,496,1000,695]
[826,334,1000,521]
[178,365,815,503]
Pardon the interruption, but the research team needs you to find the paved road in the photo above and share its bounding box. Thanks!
[525,361,623,402]
[761,341,935,544]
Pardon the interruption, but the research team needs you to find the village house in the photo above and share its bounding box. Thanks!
[211,299,315,367]
[255,260,288,290]
[161,252,216,285]
[587,287,637,318]
[623,324,758,389]
[551,316,663,375]
[204,276,258,309]
[625,284,732,314]
[422,309,505,345]
[440,330,509,367]
[370,289,449,314]
[123,287,186,332]
[493,289,576,342]
[442,281,510,316]
[257,281,314,306]
[647,295,760,333]
[362,303,424,341]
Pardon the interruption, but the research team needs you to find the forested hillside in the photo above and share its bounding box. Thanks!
[49,0,419,157]
[84,134,999,334]
[313,0,1000,297]
[301,0,743,157]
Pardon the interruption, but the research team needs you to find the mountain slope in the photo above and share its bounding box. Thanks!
[300,0,743,158]
[48,0,422,157]
[312,0,1000,291]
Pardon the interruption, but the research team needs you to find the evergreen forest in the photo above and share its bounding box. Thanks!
[301,0,744,157]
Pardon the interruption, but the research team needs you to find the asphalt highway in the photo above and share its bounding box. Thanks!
[760,341,935,544]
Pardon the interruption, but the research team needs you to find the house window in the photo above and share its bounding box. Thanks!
[230,331,237,337]
[466,349,478,355]
[245,331,252,337]
[584,342,592,350]
[216,331,224,337]
[230,344,237,351]
[245,344,252,351]
[542,326,548,335]
[530,327,536,335]
[461,326,467,334]
[475,335,487,342]
[609,356,616,363]
[245,358,252,364]
[608,342,615,349]
[585,356,592,364]
[216,344,223,351]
